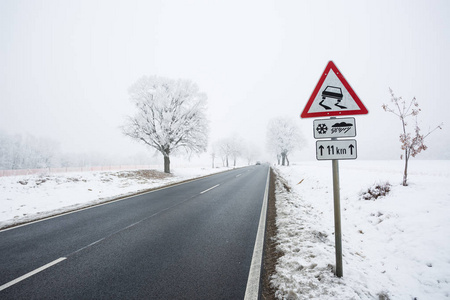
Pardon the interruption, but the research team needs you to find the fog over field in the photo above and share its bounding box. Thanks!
[1,0,449,165]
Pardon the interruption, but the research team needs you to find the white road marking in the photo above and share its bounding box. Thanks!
[71,238,106,255]
[236,173,242,177]
[200,184,220,194]
[244,167,270,299]
[0,257,66,291]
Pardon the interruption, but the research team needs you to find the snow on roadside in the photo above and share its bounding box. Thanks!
[272,160,450,299]
[0,166,231,229]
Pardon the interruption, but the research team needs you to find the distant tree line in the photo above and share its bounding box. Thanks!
[0,131,153,170]
[0,132,59,170]
[211,136,260,168]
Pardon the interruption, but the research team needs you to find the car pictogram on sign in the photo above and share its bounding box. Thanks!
[320,86,346,110]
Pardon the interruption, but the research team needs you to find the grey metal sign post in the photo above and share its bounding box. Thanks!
[331,137,343,277]
[314,117,357,277]
[301,61,368,278]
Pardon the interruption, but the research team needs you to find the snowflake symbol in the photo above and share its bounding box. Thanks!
[316,124,328,134]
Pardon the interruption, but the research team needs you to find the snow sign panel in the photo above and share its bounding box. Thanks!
[316,139,357,160]
[313,117,356,139]
[301,61,368,118]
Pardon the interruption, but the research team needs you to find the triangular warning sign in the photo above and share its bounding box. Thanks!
[301,61,368,118]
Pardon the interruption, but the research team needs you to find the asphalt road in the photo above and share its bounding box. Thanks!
[0,165,269,299]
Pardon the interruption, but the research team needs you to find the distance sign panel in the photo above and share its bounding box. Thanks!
[316,139,357,160]
[313,117,356,139]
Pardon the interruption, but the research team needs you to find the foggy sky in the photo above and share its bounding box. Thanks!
[1,0,449,162]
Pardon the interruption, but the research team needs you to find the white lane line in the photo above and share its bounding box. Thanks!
[70,195,201,257]
[71,238,106,255]
[200,184,220,194]
[244,167,270,300]
[0,257,66,291]
[71,183,225,257]
[236,173,242,178]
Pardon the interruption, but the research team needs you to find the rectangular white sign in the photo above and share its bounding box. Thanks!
[313,117,356,139]
[316,139,357,160]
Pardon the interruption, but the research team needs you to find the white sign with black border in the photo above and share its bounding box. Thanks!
[316,139,357,160]
[313,117,356,139]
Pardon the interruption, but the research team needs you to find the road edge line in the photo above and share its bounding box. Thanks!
[244,167,270,300]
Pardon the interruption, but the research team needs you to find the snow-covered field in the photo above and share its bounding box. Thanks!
[2,161,449,299]
[272,160,450,299]
[0,166,231,229]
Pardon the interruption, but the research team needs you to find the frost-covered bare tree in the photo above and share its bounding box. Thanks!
[210,144,216,168]
[382,88,443,186]
[243,142,260,165]
[228,136,243,167]
[122,76,209,173]
[215,136,243,167]
[266,117,304,166]
[216,138,232,167]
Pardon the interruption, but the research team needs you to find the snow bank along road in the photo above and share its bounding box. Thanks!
[0,165,269,299]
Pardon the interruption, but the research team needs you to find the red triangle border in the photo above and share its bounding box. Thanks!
[301,61,368,118]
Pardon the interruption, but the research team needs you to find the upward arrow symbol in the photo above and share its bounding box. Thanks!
[348,144,354,155]
[319,145,324,156]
